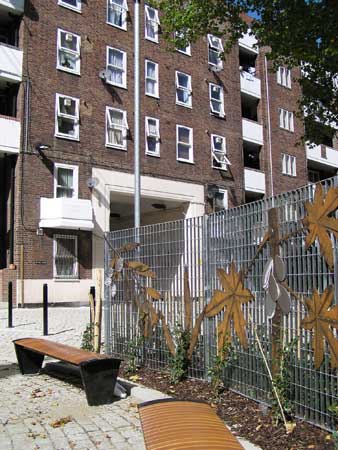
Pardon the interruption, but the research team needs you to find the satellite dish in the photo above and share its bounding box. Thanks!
[87,177,99,189]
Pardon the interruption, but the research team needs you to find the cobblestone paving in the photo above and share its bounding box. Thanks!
[0,306,154,450]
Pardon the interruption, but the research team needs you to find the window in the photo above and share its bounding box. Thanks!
[175,71,192,107]
[175,32,191,56]
[214,189,228,212]
[54,163,78,198]
[106,47,127,88]
[277,67,291,88]
[145,5,160,43]
[209,84,225,117]
[207,34,223,69]
[57,29,81,74]
[176,125,193,163]
[211,135,230,171]
[58,0,81,12]
[54,235,78,279]
[55,94,79,140]
[145,117,160,156]
[279,108,294,132]
[106,107,128,149]
[282,153,296,176]
[145,60,159,97]
[107,0,128,30]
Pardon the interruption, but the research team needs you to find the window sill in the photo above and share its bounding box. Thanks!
[105,80,128,90]
[145,37,159,44]
[177,158,194,165]
[176,102,192,109]
[57,66,81,77]
[176,50,191,57]
[106,143,127,151]
[212,166,227,172]
[210,113,226,119]
[106,21,127,31]
[146,93,160,99]
[208,63,223,71]
[54,278,80,282]
[282,173,297,178]
[146,151,160,158]
[55,133,80,142]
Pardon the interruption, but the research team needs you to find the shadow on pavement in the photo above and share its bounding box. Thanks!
[0,363,19,379]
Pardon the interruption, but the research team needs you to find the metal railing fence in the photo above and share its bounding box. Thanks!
[104,177,338,431]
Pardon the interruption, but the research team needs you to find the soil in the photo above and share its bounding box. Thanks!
[121,365,337,450]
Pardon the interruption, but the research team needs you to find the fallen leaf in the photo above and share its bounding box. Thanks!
[50,416,73,428]
[129,375,140,382]
[285,422,296,434]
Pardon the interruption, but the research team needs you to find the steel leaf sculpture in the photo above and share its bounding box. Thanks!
[303,184,338,270]
[205,262,254,354]
[301,286,338,369]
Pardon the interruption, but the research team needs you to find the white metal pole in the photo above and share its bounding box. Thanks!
[134,0,141,228]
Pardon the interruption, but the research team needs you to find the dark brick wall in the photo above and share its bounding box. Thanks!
[7,1,308,287]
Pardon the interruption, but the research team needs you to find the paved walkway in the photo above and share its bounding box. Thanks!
[0,306,260,450]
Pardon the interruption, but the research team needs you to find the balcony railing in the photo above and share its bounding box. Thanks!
[306,143,338,169]
[0,115,20,154]
[242,118,263,145]
[0,0,24,13]
[244,168,266,194]
[0,43,23,82]
[39,198,94,231]
[239,32,258,54]
[240,70,261,99]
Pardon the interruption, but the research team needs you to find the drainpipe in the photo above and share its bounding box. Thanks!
[9,158,15,266]
[134,0,141,229]
[0,155,7,267]
[264,55,274,200]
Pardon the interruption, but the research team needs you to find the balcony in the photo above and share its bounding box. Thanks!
[306,143,338,169]
[239,32,258,54]
[242,118,263,145]
[244,168,266,194]
[240,71,261,99]
[0,0,24,13]
[0,43,23,82]
[39,198,94,231]
[0,115,20,154]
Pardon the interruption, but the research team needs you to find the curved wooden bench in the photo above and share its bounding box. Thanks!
[14,338,122,406]
[138,399,245,450]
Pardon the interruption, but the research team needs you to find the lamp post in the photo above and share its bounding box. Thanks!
[134,0,141,229]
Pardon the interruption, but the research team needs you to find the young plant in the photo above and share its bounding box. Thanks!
[81,323,94,352]
[169,324,191,384]
[125,335,144,375]
[208,339,233,397]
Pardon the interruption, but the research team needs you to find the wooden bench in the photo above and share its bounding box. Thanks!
[138,399,245,450]
[13,338,122,406]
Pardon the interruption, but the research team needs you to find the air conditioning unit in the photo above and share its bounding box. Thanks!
[65,33,73,42]
[63,98,72,107]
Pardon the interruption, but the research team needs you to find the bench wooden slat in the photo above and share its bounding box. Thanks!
[14,338,108,366]
[139,400,244,450]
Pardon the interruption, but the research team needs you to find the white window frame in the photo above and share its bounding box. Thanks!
[277,66,291,89]
[207,34,223,69]
[175,32,191,56]
[211,135,230,171]
[58,0,81,13]
[53,234,78,280]
[145,116,160,156]
[54,163,79,199]
[175,71,192,108]
[145,59,159,98]
[107,0,128,30]
[279,108,294,132]
[282,153,297,176]
[176,125,194,164]
[57,29,81,75]
[55,93,80,141]
[106,106,129,150]
[209,83,225,117]
[106,46,127,88]
[214,188,228,212]
[145,5,160,43]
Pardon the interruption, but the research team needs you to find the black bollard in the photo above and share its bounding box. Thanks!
[8,281,13,328]
[43,283,48,336]
[89,285,96,324]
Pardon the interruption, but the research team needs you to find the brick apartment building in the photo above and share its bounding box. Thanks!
[0,0,337,305]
